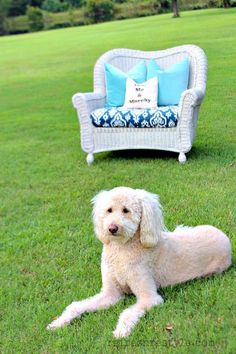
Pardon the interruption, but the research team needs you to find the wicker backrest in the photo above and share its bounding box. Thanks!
[94,45,207,98]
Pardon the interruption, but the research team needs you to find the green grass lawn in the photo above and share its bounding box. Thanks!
[0,8,236,354]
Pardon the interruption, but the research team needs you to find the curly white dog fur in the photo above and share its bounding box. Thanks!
[47,187,232,338]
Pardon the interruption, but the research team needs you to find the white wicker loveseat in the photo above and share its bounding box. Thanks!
[72,45,207,165]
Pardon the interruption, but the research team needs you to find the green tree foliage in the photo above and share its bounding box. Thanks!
[7,0,45,17]
[66,0,85,6]
[4,0,236,20]
[8,0,29,16]
[160,0,171,9]
[26,6,44,31]
[30,0,44,7]
[223,0,231,6]
[86,0,114,23]
[0,0,11,34]
[42,0,69,12]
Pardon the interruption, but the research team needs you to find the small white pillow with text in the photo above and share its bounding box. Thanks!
[123,77,158,109]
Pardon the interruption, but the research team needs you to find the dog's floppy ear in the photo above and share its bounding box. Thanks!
[136,189,165,248]
[91,190,110,245]
[91,190,108,208]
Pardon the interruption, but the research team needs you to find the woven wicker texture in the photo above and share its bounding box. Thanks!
[72,45,208,164]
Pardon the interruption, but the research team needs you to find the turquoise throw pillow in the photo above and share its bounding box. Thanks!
[147,58,190,105]
[105,61,147,107]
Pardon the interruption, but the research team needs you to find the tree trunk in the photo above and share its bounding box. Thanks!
[172,0,180,18]
[223,0,231,8]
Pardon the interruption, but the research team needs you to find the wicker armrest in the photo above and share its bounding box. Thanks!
[72,92,106,111]
[72,92,106,129]
[179,88,205,110]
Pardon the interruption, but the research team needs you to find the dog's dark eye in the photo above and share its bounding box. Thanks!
[123,207,129,214]
[107,208,112,213]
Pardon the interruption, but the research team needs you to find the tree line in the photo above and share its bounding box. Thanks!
[0,0,234,36]
[2,0,233,17]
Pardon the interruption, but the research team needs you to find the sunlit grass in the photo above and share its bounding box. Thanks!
[0,8,236,353]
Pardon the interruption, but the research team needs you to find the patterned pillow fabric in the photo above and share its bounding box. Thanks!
[90,106,178,128]
[104,61,147,107]
[147,58,190,106]
[123,77,158,109]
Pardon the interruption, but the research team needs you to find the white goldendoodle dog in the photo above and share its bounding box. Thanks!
[47,187,232,338]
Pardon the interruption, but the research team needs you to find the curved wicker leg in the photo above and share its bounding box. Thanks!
[86,153,94,166]
[178,152,187,164]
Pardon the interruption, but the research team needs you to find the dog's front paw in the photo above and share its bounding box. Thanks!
[113,308,139,339]
[46,317,70,330]
[113,323,132,339]
[46,301,81,331]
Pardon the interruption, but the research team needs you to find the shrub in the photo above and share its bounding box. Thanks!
[8,0,29,17]
[115,0,163,21]
[0,15,7,35]
[0,0,12,35]
[26,6,44,31]
[42,0,70,13]
[49,21,72,28]
[160,0,170,9]
[85,0,114,23]
[208,0,220,6]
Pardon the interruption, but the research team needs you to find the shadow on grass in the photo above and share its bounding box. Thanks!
[93,144,235,166]
[160,263,235,302]
[96,149,180,163]
[70,264,235,326]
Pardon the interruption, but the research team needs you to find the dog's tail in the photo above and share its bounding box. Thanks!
[174,225,194,232]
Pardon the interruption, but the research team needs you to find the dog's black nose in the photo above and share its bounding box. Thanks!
[109,224,119,235]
